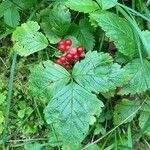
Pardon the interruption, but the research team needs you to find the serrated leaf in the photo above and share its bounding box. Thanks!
[78,19,95,51]
[139,100,150,136]
[120,59,150,95]
[4,5,20,27]
[73,51,128,93]
[66,0,99,13]
[41,22,61,44]
[29,61,70,101]
[90,11,137,57]
[113,99,140,125]
[49,6,71,36]
[44,82,103,148]
[12,21,48,56]
[96,0,117,10]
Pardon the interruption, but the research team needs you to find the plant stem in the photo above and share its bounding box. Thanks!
[3,53,17,146]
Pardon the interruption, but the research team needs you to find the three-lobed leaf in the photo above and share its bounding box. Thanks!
[12,21,48,56]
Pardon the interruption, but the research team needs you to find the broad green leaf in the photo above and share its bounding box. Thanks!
[0,93,6,105]
[41,22,61,44]
[49,5,71,36]
[66,0,99,13]
[44,82,103,148]
[120,59,150,95]
[113,99,140,125]
[78,19,95,51]
[73,51,128,93]
[0,0,12,17]
[29,61,70,101]
[4,5,20,28]
[90,11,137,57]
[96,0,118,10]
[12,21,48,56]
[139,100,150,136]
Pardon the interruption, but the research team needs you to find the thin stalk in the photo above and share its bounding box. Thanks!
[3,53,17,145]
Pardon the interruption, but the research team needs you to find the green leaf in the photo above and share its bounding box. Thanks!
[0,111,4,124]
[41,22,61,44]
[78,19,95,51]
[73,51,128,93]
[24,142,43,150]
[120,59,150,95]
[49,5,71,36]
[0,0,12,17]
[66,0,99,13]
[12,21,48,56]
[90,11,137,57]
[142,30,150,50]
[139,101,150,136]
[113,99,140,125]
[96,0,118,10]
[4,5,20,28]
[29,61,70,101]
[44,82,103,148]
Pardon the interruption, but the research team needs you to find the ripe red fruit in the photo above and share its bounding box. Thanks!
[58,40,65,45]
[65,39,72,46]
[64,64,72,70]
[55,59,63,65]
[58,44,67,52]
[77,46,84,55]
[65,45,71,50]
[60,56,67,62]
[66,53,74,60]
[69,48,78,55]
[73,54,80,61]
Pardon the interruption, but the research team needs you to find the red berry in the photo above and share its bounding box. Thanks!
[58,40,65,45]
[80,52,85,57]
[73,54,80,61]
[56,59,63,65]
[65,39,72,46]
[60,56,67,62]
[66,53,74,60]
[77,46,84,55]
[58,44,67,52]
[65,45,71,50]
[69,48,78,55]
[64,64,72,70]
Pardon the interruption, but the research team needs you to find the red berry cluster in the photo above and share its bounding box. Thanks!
[55,39,85,70]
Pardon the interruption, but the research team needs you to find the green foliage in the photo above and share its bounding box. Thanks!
[90,11,138,57]
[113,99,140,125]
[96,0,118,10]
[73,51,128,93]
[12,21,48,56]
[45,82,103,148]
[0,0,36,28]
[41,5,71,44]
[78,19,95,51]
[139,100,150,136]
[66,0,99,13]
[120,59,150,95]
[29,60,70,101]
